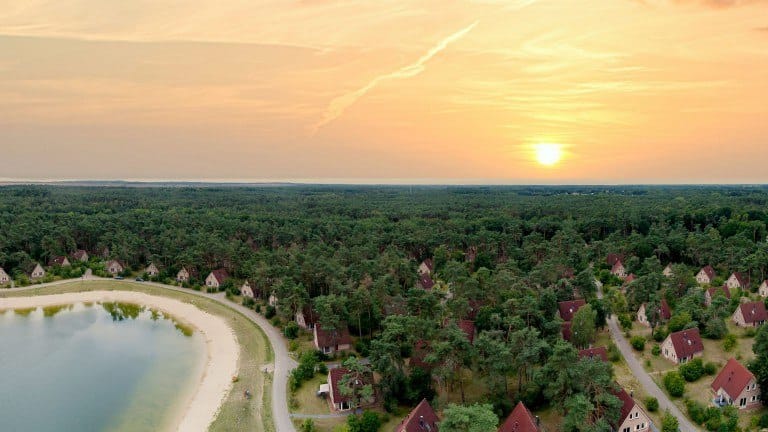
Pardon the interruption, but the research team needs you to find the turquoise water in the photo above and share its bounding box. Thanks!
[0,303,206,432]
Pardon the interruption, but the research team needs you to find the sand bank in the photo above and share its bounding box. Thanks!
[0,290,239,432]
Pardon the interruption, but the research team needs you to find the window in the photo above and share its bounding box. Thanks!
[740,398,747,407]
[623,428,630,432]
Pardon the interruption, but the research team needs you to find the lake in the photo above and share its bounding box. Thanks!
[0,302,206,432]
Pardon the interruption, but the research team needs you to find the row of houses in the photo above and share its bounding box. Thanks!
[387,347,655,432]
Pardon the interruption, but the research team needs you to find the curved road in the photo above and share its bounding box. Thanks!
[597,285,698,432]
[2,277,298,432]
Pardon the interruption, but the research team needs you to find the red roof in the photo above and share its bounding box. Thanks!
[396,399,440,432]
[624,273,636,284]
[498,402,540,432]
[561,321,572,341]
[667,328,704,359]
[410,340,435,370]
[707,285,731,301]
[700,265,716,280]
[711,358,756,401]
[578,346,608,362]
[418,274,435,290]
[558,299,586,322]
[642,299,671,321]
[611,260,625,274]
[315,323,352,348]
[738,301,768,324]
[329,367,351,403]
[607,254,625,266]
[458,320,476,344]
[299,305,319,326]
[72,250,88,260]
[49,256,68,266]
[329,367,370,404]
[210,268,229,284]
[730,272,750,287]
[612,385,636,427]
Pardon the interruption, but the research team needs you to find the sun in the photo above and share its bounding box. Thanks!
[534,143,563,166]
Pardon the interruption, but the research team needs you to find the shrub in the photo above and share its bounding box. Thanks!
[668,312,692,333]
[703,362,718,376]
[686,399,708,424]
[270,317,281,327]
[264,305,276,319]
[723,333,737,351]
[288,340,300,352]
[652,344,661,356]
[607,343,621,362]
[661,410,679,432]
[284,321,300,339]
[630,335,646,351]
[347,411,381,432]
[759,413,768,428]
[645,397,659,412]
[619,314,633,330]
[663,371,685,397]
[745,327,757,338]
[653,327,668,342]
[679,358,704,382]
[301,419,317,432]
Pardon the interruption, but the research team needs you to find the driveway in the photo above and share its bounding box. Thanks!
[3,277,298,432]
[598,286,699,431]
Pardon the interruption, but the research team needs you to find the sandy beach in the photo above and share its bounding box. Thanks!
[0,290,239,432]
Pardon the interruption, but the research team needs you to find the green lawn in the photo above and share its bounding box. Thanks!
[292,374,331,415]
[1,280,274,432]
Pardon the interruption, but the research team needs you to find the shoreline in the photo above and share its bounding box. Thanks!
[0,290,240,432]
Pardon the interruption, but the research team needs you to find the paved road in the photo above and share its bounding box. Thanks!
[597,285,699,432]
[2,277,298,432]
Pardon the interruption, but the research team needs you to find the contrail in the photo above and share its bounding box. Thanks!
[312,21,479,133]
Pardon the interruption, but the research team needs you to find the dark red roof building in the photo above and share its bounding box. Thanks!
[558,299,586,322]
[662,328,704,364]
[498,401,541,432]
[711,358,761,409]
[418,274,435,290]
[578,346,608,362]
[561,321,572,342]
[733,301,768,327]
[458,320,476,344]
[396,399,440,432]
[314,323,352,354]
[606,254,625,266]
[705,285,731,306]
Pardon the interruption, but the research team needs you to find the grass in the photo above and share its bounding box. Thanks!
[624,317,763,430]
[1,280,274,432]
[292,374,331,415]
[292,417,346,432]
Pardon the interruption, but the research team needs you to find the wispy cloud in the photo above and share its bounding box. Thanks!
[312,21,479,132]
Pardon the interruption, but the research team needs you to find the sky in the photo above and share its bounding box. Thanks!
[1,0,767,184]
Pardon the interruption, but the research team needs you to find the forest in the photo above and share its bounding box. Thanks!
[3,184,768,431]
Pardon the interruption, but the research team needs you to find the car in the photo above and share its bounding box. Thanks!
[114,276,124,280]
[135,277,144,282]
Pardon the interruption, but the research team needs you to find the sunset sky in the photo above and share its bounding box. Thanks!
[1,0,767,184]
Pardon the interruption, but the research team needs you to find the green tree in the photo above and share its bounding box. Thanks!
[750,324,768,402]
[347,411,381,432]
[440,403,498,432]
[661,410,679,432]
[571,304,596,349]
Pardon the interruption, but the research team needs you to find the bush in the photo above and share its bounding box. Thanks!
[663,371,685,397]
[347,411,381,432]
[668,312,692,332]
[759,413,768,428]
[652,344,661,356]
[300,419,317,432]
[354,338,371,357]
[284,321,300,339]
[703,362,718,376]
[723,333,737,351]
[645,397,659,412]
[679,358,704,382]
[619,314,633,330]
[264,305,276,319]
[630,335,646,351]
[745,327,757,338]
[270,317,281,327]
[686,399,708,424]
[607,343,621,362]
[661,410,679,432]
